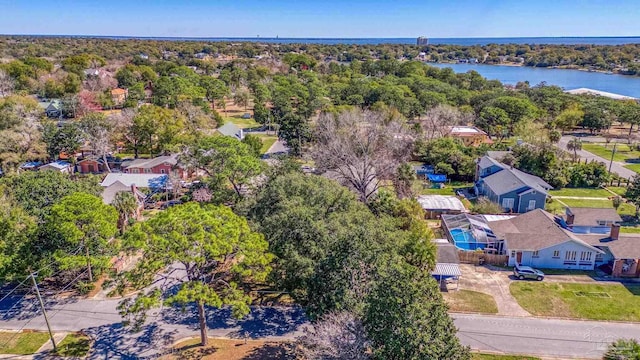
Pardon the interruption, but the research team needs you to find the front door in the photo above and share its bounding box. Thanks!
[516,252,523,264]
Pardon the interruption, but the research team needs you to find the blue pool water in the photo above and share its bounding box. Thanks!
[450,228,486,251]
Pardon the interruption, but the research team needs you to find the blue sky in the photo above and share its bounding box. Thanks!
[0,0,639,38]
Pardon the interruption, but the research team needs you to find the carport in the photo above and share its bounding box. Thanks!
[432,263,462,290]
[433,239,462,290]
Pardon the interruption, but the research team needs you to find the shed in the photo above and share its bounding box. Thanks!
[433,239,461,290]
[417,195,467,219]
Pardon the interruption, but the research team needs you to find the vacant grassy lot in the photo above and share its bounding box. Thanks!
[510,282,640,321]
[223,116,260,129]
[608,186,629,196]
[443,290,498,314]
[625,163,640,174]
[472,353,540,360]
[163,338,292,360]
[582,143,640,163]
[0,331,49,355]
[56,333,91,357]
[557,198,612,208]
[549,188,612,198]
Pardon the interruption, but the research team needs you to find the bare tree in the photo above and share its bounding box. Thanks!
[312,109,413,203]
[79,113,114,172]
[296,311,370,360]
[417,104,473,141]
[0,70,14,98]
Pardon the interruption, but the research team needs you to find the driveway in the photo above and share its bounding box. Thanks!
[458,264,530,317]
[557,136,636,179]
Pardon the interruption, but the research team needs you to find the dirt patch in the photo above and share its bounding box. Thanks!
[161,338,293,360]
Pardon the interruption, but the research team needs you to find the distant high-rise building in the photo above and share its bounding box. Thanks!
[417,37,429,46]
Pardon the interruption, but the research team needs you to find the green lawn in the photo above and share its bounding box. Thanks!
[443,290,498,314]
[608,186,629,196]
[0,331,50,355]
[544,198,566,215]
[472,354,540,360]
[557,198,612,208]
[256,134,278,154]
[510,282,640,321]
[625,163,640,174]
[549,187,612,198]
[223,116,260,129]
[55,333,91,357]
[582,143,640,163]
[412,181,473,196]
[621,226,640,234]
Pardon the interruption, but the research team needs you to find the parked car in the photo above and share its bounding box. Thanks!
[513,265,545,281]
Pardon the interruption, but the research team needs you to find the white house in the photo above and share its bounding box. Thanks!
[489,209,604,270]
[39,161,72,173]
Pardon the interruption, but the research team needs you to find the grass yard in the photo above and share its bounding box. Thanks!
[55,332,91,357]
[625,163,640,174]
[443,290,498,314]
[544,198,566,215]
[223,116,260,129]
[472,353,540,360]
[163,338,292,360]
[608,186,629,196]
[412,180,473,196]
[549,187,612,198]
[256,134,278,154]
[556,198,612,208]
[0,331,50,355]
[621,226,640,234]
[582,143,640,163]
[510,282,640,321]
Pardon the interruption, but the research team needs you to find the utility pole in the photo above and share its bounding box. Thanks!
[30,273,57,352]
[609,142,617,174]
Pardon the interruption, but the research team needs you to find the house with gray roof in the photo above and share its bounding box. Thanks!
[216,122,244,140]
[488,209,604,270]
[37,99,62,118]
[475,155,552,213]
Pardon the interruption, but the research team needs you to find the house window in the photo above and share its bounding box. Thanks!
[580,251,592,262]
[532,250,539,258]
[564,251,577,264]
[552,250,560,258]
[132,169,139,174]
[160,169,165,174]
[511,250,516,258]
[595,253,603,262]
[502,198,515,210]
[144,168,151,173]
[527,200,536,210]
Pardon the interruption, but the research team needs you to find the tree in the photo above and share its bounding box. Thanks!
[0,196,38,279]
[566,137,583,163]
[233,90,250,111]
[0,95,47,171]
[548,129,561,143]
[418,105,471,141]
[613,196,623,210]
[364,264,470,360]
[603,338,640,360]
[477,106,509,140]
[0,70,14,97]
[79,112,113,172]
[393,163,415,199]
[42,122,83,161]
[180,136,263,202]
[555,104,584,134]
[118,203,272,346]
[472,197,504,214]
[625,175,640,218]
[111,192,138,234]
[312,110,413,203]
[241,134,263,157]
[47,193,118,282]
[296,311,370,360]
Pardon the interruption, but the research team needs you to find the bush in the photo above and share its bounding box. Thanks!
[472,197,503,214]
[603,338,640,360]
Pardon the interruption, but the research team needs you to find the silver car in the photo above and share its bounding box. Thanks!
[513,265,545,281]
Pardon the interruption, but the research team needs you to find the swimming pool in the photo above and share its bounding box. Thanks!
[449,228,487,251]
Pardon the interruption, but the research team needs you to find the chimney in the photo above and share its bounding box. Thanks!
[610,224,620,240]
[566,213,575,225]
[131,184,138,195]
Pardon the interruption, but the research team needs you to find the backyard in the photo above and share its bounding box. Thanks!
[412,180,474,196]
[510,282,640,321]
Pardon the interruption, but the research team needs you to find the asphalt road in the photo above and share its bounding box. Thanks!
[0,293,637,359]
[558,136,636,179]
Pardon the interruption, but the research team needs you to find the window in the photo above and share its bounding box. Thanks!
[527,200,536,210]
[580,251,592,262]
[564,251,577,264]
[552,250,560,258]
[144,168,151,173]
[160,169,166,174]
[131,169,139,174]
[502,198,515,209]
[595,253,603,262]
[511,250,516,258]
[532,250,539,258]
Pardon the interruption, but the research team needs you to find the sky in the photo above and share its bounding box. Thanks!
[1,0,639,38]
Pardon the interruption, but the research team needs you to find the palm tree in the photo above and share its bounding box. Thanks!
[566,137,582,162]
[112,192,138,233]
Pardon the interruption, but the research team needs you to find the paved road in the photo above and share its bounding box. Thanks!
[558,136,636,179]
[1,293,638,359]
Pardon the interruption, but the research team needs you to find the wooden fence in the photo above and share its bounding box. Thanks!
[458,250,508,266]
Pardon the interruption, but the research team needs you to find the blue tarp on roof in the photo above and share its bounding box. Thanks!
[427,174,447,182]
[415,165,434,175]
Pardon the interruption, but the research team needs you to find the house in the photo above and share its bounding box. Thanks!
[563,207,622,234]
[83,69,100,77]
[38,99,62,118]
[19,161,43,171]
[101,173,170,190]
[578,226,640,277]
[111,88,128,106]
[489,209,604,270]
[121,154,186,179]
[39,161,72,173]
[475,155,552,213]
[417,195,467,219]
[77,157,105,174]
[448,126,493,147]
[217,122,244,140]
[101,181,146,220]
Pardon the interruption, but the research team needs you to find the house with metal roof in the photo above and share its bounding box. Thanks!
[39,161,72,173]
[475,155,552,213]
[216,122,244,140]
[417,195,466,219]
[101,173,169,190]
